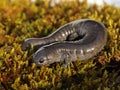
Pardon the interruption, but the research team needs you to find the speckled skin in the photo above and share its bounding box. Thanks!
[22,19,107,66]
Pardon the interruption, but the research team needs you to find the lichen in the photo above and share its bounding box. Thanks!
[0,0,120,90]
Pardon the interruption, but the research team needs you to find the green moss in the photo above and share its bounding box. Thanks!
[0,0,120,89]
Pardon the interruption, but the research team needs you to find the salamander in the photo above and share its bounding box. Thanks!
[22,19,107,67]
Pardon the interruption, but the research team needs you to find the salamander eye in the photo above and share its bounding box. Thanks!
[39,58,44,63]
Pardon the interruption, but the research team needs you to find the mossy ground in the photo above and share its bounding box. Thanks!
[0,0,120,90]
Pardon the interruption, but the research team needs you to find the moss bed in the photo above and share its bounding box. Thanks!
[0,0,120,90]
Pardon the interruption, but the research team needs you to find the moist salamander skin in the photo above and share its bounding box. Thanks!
[22,19,107,67]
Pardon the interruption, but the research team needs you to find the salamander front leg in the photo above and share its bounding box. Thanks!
[60,53,72,68]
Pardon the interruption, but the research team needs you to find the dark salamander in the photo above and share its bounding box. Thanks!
[22,19,107,67]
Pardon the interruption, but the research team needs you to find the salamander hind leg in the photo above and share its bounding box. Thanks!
[67,32,79,41]
[22,39,32,51]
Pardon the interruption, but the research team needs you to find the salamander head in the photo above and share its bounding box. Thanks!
[32,46,57,66]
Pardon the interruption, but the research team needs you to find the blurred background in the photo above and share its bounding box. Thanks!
[87,0,120,7]
[49,0,120,7]
[0,0,120,90]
